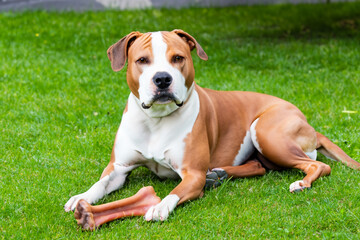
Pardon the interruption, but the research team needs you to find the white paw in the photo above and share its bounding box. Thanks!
[289,180,310,193]
[64,176,110,212]
[64,193,90,212]
[144,194,180,221]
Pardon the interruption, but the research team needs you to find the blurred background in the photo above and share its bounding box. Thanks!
[0,0,357,11]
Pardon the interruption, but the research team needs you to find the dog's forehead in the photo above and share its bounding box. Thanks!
[128,31,189,58]
[160,31,190,54]
[128,33,152,56]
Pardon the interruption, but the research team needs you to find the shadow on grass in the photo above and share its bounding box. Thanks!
[220,3,360,39]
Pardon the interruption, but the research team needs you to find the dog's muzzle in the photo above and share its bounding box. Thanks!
[141,72,184,109]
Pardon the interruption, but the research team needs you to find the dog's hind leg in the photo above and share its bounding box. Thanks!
[289,160,331,192]
[219,161,266,178]
[205,160,266,189]
[251,110,332,193]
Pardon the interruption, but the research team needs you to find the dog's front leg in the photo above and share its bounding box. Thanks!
[64,163,138,212]
[144,115,211,221]
[144,169,206,221]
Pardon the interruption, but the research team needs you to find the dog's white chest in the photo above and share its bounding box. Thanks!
[114,90,200,179]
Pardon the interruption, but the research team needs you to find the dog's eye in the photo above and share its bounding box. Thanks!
[172,55,184,63]
[136,57,149,64]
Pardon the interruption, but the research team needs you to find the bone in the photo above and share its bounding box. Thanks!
[74,186,161,231]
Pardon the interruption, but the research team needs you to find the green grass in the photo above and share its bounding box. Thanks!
[1,2,360,239]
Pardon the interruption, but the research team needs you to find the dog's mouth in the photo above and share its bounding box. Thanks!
[141,92,183,109]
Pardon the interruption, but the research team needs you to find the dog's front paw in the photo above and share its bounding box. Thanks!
[289,180,311,193]
[144,194,179,221]
[64,193,90,212]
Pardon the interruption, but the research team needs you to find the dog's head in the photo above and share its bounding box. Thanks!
[107,30,208,117]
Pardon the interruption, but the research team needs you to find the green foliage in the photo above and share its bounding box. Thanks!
[1,3,359,239]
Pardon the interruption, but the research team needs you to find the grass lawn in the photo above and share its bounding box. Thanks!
[1,2,360,239]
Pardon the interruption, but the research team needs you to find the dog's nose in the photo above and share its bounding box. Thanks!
[152,72,172,89]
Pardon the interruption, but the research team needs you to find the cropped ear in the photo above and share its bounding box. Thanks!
[172,29,208,61]
[107,31,142,72]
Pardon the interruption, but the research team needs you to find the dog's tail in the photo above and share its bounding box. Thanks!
[316,132,360,170]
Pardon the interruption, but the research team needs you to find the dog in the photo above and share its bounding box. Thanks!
[64,29,360,221]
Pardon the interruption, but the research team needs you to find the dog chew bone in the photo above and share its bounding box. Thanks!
[74,186,161,231]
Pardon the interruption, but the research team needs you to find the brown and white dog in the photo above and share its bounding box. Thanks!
[64,30,360,221]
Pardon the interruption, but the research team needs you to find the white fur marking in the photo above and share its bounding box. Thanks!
[233,130,255,166]
[305,150,317,160]
[116,89,200,179]
[289,180,306,192]
[152,32,169,66]
[250,118,262,154]
[144,194,180,221]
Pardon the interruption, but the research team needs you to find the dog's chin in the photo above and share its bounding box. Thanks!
[156,95,174,104]
[141,94,184,109]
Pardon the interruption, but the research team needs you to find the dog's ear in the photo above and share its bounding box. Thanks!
[172,29,208,61]
[107,32,142,72]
